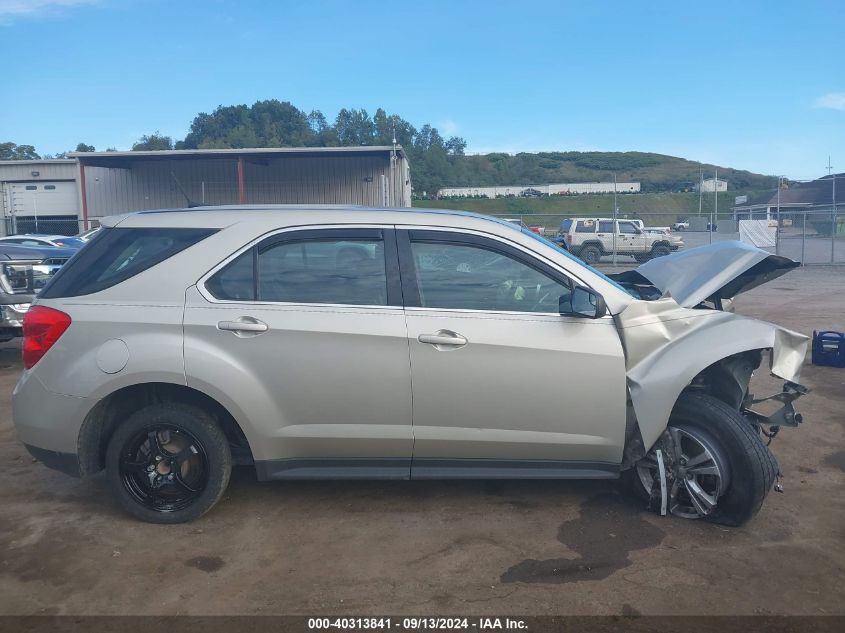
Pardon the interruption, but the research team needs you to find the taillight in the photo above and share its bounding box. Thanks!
[22,305,71,369]
[566,234,572,243]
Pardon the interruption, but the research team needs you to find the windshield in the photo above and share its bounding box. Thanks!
[519,227,628,293]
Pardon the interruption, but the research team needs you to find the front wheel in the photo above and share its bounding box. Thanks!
[579,245,602,265]
[651,243,671,258]
[106,403,232,523]
[626,392,779,526]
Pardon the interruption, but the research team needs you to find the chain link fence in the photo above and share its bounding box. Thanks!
[483,177,842,268]
[3,216,96,237]
[1,176,841,268]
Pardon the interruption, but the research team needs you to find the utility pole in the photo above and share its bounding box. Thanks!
[830,158,836,264]
[612,173,618,266]
[776,176,782,256]
[697,165,703,216]
[712,169,718,242]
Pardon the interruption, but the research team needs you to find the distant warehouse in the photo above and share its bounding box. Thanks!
[438,181,641,198]
[0,146,411,234]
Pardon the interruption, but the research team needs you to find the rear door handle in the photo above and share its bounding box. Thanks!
[217,317,268,335]
[418,331,467,347]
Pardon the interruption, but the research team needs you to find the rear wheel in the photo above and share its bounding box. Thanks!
[579,244,601,265]
[106,403,231,523]
[651,243,671,258]
[626,392,778,526]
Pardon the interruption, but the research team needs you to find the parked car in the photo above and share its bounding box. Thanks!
[627,219,674,235]
[0,243,76,341]
[559,217,683,264]
[673,220,690,231]
[0,234,86,249]
[521,188,544,198]
[14,206,807,525]
[76,227,102,242]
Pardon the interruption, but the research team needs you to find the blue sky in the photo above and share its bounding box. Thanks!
[1,0,843,180]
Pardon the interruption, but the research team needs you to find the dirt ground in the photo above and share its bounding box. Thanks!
[0,266,843,616]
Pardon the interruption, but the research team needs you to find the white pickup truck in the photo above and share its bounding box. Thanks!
[559,218,684,264]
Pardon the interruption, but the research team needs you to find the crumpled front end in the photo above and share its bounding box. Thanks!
[614,296,809,451]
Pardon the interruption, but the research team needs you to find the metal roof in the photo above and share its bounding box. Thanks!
[0,159,76,166]
[70,146,406,168]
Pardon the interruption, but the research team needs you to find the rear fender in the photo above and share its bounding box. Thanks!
[615,298,808,450]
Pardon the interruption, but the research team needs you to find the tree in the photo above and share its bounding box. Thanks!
[75,142,96,152]
[334,108,375,145]
[0,142,40,160]
[308,110,337,146]
[181,100,314,149]
[132,132,174,151]
[445,136,467,156]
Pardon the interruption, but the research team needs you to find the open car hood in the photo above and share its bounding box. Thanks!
[610,241,799,308]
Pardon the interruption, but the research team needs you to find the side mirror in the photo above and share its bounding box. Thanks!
[561,287,607,319]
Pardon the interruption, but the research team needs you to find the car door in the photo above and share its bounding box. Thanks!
[183,226,414,479]
[597,219,615,254]
[618,221,647,255]
[398,228,628,479]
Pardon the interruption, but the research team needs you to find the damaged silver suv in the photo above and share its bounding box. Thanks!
[13,206,808,524]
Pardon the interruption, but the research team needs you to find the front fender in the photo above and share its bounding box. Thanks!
[615,298,808,449]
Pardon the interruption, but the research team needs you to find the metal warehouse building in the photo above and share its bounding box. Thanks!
[1,146,411,234]
[0,160,80,235]
[438,181,641,198]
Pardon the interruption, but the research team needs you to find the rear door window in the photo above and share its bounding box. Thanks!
[39,227,216,298]
[258,239,387,305]
[205,228,397,306]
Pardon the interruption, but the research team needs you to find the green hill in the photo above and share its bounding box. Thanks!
[414,191,745,228]
[431,151,776,195]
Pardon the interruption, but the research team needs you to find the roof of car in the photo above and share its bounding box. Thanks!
[101,204,524,232]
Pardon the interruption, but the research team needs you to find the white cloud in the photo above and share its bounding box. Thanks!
[814,92,845,111]
[438,119,460,136]
[0,0,100,24]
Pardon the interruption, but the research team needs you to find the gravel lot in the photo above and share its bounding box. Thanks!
[0,266,843,616]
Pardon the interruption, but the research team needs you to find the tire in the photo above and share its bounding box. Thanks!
[625,392,778,526]
[105,403,232,524]
[651,243,671,258]
[579,244,601,265]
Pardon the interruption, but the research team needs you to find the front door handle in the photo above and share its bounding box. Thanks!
[218,317,268,335]
[418,331,468,347]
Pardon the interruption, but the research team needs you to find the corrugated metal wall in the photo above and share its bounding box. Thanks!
[0,161,77,182]
[83,153,411,218]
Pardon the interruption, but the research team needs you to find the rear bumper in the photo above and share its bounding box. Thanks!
[13,369,91,460]
[23,444,81,477]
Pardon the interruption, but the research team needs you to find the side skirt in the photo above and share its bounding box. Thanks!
[411,458,619,480]
[254,458,619,481]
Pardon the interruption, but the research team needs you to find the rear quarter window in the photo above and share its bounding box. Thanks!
[575,220,596,233]
[39,227,216,298]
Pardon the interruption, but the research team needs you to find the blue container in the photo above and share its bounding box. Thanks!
[812,331,845,368]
